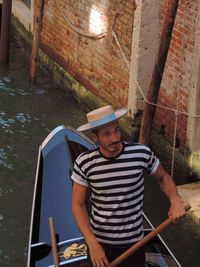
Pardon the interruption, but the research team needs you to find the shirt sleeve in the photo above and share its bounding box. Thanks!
[146,148,160,175]
[71,156,89,187]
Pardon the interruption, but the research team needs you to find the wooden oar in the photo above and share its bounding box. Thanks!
[48,217,59,267]
[108,204,191,267]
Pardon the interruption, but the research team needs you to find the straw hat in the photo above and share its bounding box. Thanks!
[77,105,127,131]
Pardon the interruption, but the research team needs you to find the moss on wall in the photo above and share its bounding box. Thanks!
[11,15,32,46]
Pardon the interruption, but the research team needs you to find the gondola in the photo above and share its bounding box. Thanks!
[27,125,181,267]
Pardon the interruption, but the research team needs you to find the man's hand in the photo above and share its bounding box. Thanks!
[168,196,186,223]
[87,239,109,267]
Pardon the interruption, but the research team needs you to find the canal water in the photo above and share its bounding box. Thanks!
[0,35,199,267]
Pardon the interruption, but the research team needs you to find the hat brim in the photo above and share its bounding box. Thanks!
[77,108,127,131]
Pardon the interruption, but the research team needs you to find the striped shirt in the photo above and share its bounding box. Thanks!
[71,142,159,245]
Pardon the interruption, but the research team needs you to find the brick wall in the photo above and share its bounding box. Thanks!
[39,0,136,108]
[153,0,197,152]
[37,0,197,152]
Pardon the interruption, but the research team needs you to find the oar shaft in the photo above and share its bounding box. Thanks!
[49,217,59,267]
[108,204,191,267]
[108,218,172,267]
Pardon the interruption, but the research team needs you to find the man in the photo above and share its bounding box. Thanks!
[71,105,185,267]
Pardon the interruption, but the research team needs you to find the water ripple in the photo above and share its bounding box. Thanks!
[0,250,9,264]
[0,187,13,197]
[0,83,32,96]
[16,113,31,123]
[0,148,13,169]
[0,111,34,128]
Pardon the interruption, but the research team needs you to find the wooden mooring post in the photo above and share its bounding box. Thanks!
[30,0,44,81]
[139,0,180,145]
[0,0,12,64]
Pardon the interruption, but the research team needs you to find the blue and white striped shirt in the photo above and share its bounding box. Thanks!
[71,142,159,245]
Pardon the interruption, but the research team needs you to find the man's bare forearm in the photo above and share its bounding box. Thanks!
[153,164,185,220]
[72,200,109,266]
[72,202,97,244]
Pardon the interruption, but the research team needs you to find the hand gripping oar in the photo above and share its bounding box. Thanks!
[48,217,59,267]
[108,204,191,267]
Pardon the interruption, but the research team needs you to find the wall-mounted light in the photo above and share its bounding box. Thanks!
[89,7,106,36]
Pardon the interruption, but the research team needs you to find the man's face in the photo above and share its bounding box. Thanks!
[92,121,122,158]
